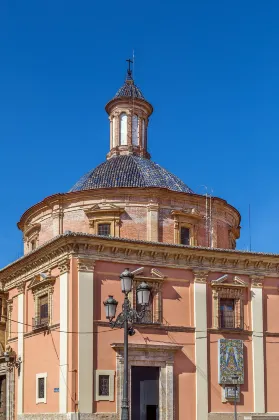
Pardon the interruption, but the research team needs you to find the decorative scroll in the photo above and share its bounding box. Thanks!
[218,339,244,384]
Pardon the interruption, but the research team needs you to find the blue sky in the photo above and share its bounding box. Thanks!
[0,0,278,267]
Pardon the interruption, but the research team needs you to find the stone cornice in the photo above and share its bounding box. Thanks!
[1,233,279,290]
[111,342,183,353]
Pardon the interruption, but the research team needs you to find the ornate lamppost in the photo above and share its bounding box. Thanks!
[103,268,151,420]
[231,374,239,420]
[3,347,22,373]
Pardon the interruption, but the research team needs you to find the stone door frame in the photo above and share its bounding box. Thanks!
[111,342,182,420]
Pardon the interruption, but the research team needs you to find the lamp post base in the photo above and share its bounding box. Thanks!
[121,401,129,420]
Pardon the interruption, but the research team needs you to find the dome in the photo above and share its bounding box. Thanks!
[70,155,193,193]
[114,73,145,100]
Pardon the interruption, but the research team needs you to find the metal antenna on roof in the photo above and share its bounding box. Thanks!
[249,204,252,251]
[202,185,213,248]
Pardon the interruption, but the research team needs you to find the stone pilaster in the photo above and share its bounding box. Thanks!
[17,282,25,416]
[250,275,265,414]
[58,259,70,413]
[193,270,209,420]
[147,203,159,242]
[77,257,95,413]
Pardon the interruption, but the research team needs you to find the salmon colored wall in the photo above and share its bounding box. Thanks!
[52,268,61,325]
[208,333,253,413]
[263,278,279,332]
[11,294,18,338]
[163,278,191,326]
[23,332,60,413]
[265,336,279,412]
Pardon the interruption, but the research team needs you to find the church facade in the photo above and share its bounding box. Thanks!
[0,66,279,420]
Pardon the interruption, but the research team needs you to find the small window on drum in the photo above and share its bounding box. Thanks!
[180,227,190,245]
[98,224,111,236]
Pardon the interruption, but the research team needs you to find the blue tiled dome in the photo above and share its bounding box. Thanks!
[70,155,193,193]
[114,71,145,100]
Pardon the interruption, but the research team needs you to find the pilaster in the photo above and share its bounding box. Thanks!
[250,275,265,413]
[77,257,95,413]
[193,270,208,420]
[17,282,25,416]
[58,258,70,413]
[147,203,159,242]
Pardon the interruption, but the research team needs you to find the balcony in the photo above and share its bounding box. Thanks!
[32,316,49,330]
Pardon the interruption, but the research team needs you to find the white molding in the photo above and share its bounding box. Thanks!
[194,281,208,420]
[78,270,94,412]
[17,292,24,415]
[131,267,144,276]
[94,370,115,402]
[251,285,265,413]
[59,272,68,413]
[36,372,47,404]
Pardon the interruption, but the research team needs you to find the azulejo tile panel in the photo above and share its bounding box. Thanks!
[218,338,244,384]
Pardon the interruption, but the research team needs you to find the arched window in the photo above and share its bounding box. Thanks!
[120,113,127,145]
[142,119,145,148]
[132,115,139,145]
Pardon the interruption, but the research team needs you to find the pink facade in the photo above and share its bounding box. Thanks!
[0,66,279,420]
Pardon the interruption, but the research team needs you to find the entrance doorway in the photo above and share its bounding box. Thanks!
[131,366,159,420]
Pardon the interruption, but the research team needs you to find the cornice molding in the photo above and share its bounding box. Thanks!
[1,234,279,290]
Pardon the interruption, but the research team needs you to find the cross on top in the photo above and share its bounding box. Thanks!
[126,58,133,73]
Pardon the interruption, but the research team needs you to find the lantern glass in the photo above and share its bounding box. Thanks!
[120,268,134,294]
[103,295,118,319]
[137,282,151,306]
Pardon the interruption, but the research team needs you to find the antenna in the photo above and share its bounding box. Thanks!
[201,185,213,248]
[249,204,252,251]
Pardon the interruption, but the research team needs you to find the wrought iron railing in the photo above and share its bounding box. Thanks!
[32,316,49,329]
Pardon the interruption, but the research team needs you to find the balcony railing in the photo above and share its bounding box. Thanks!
[32,316,49,330]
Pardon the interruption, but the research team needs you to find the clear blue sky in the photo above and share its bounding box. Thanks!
[0,0,278,267]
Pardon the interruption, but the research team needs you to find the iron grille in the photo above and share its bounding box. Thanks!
[38,377,45,399]
[32,316,49,329]
[99,375,109,396]
[219,298,242,329]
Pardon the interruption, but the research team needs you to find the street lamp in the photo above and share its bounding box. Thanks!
[103,268,151,420]
[3,348,22,373]
[231,374,239,420]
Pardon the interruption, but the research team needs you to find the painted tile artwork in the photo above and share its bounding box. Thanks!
[218,339,244,384]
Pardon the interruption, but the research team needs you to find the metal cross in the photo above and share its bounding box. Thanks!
[126,58,133,72]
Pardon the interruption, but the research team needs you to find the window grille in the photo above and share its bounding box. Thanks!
[219,298,242,329]
[98,224,111,236]
[99,375,110,396]
[39,295,48,323]
[38,377,45,399]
